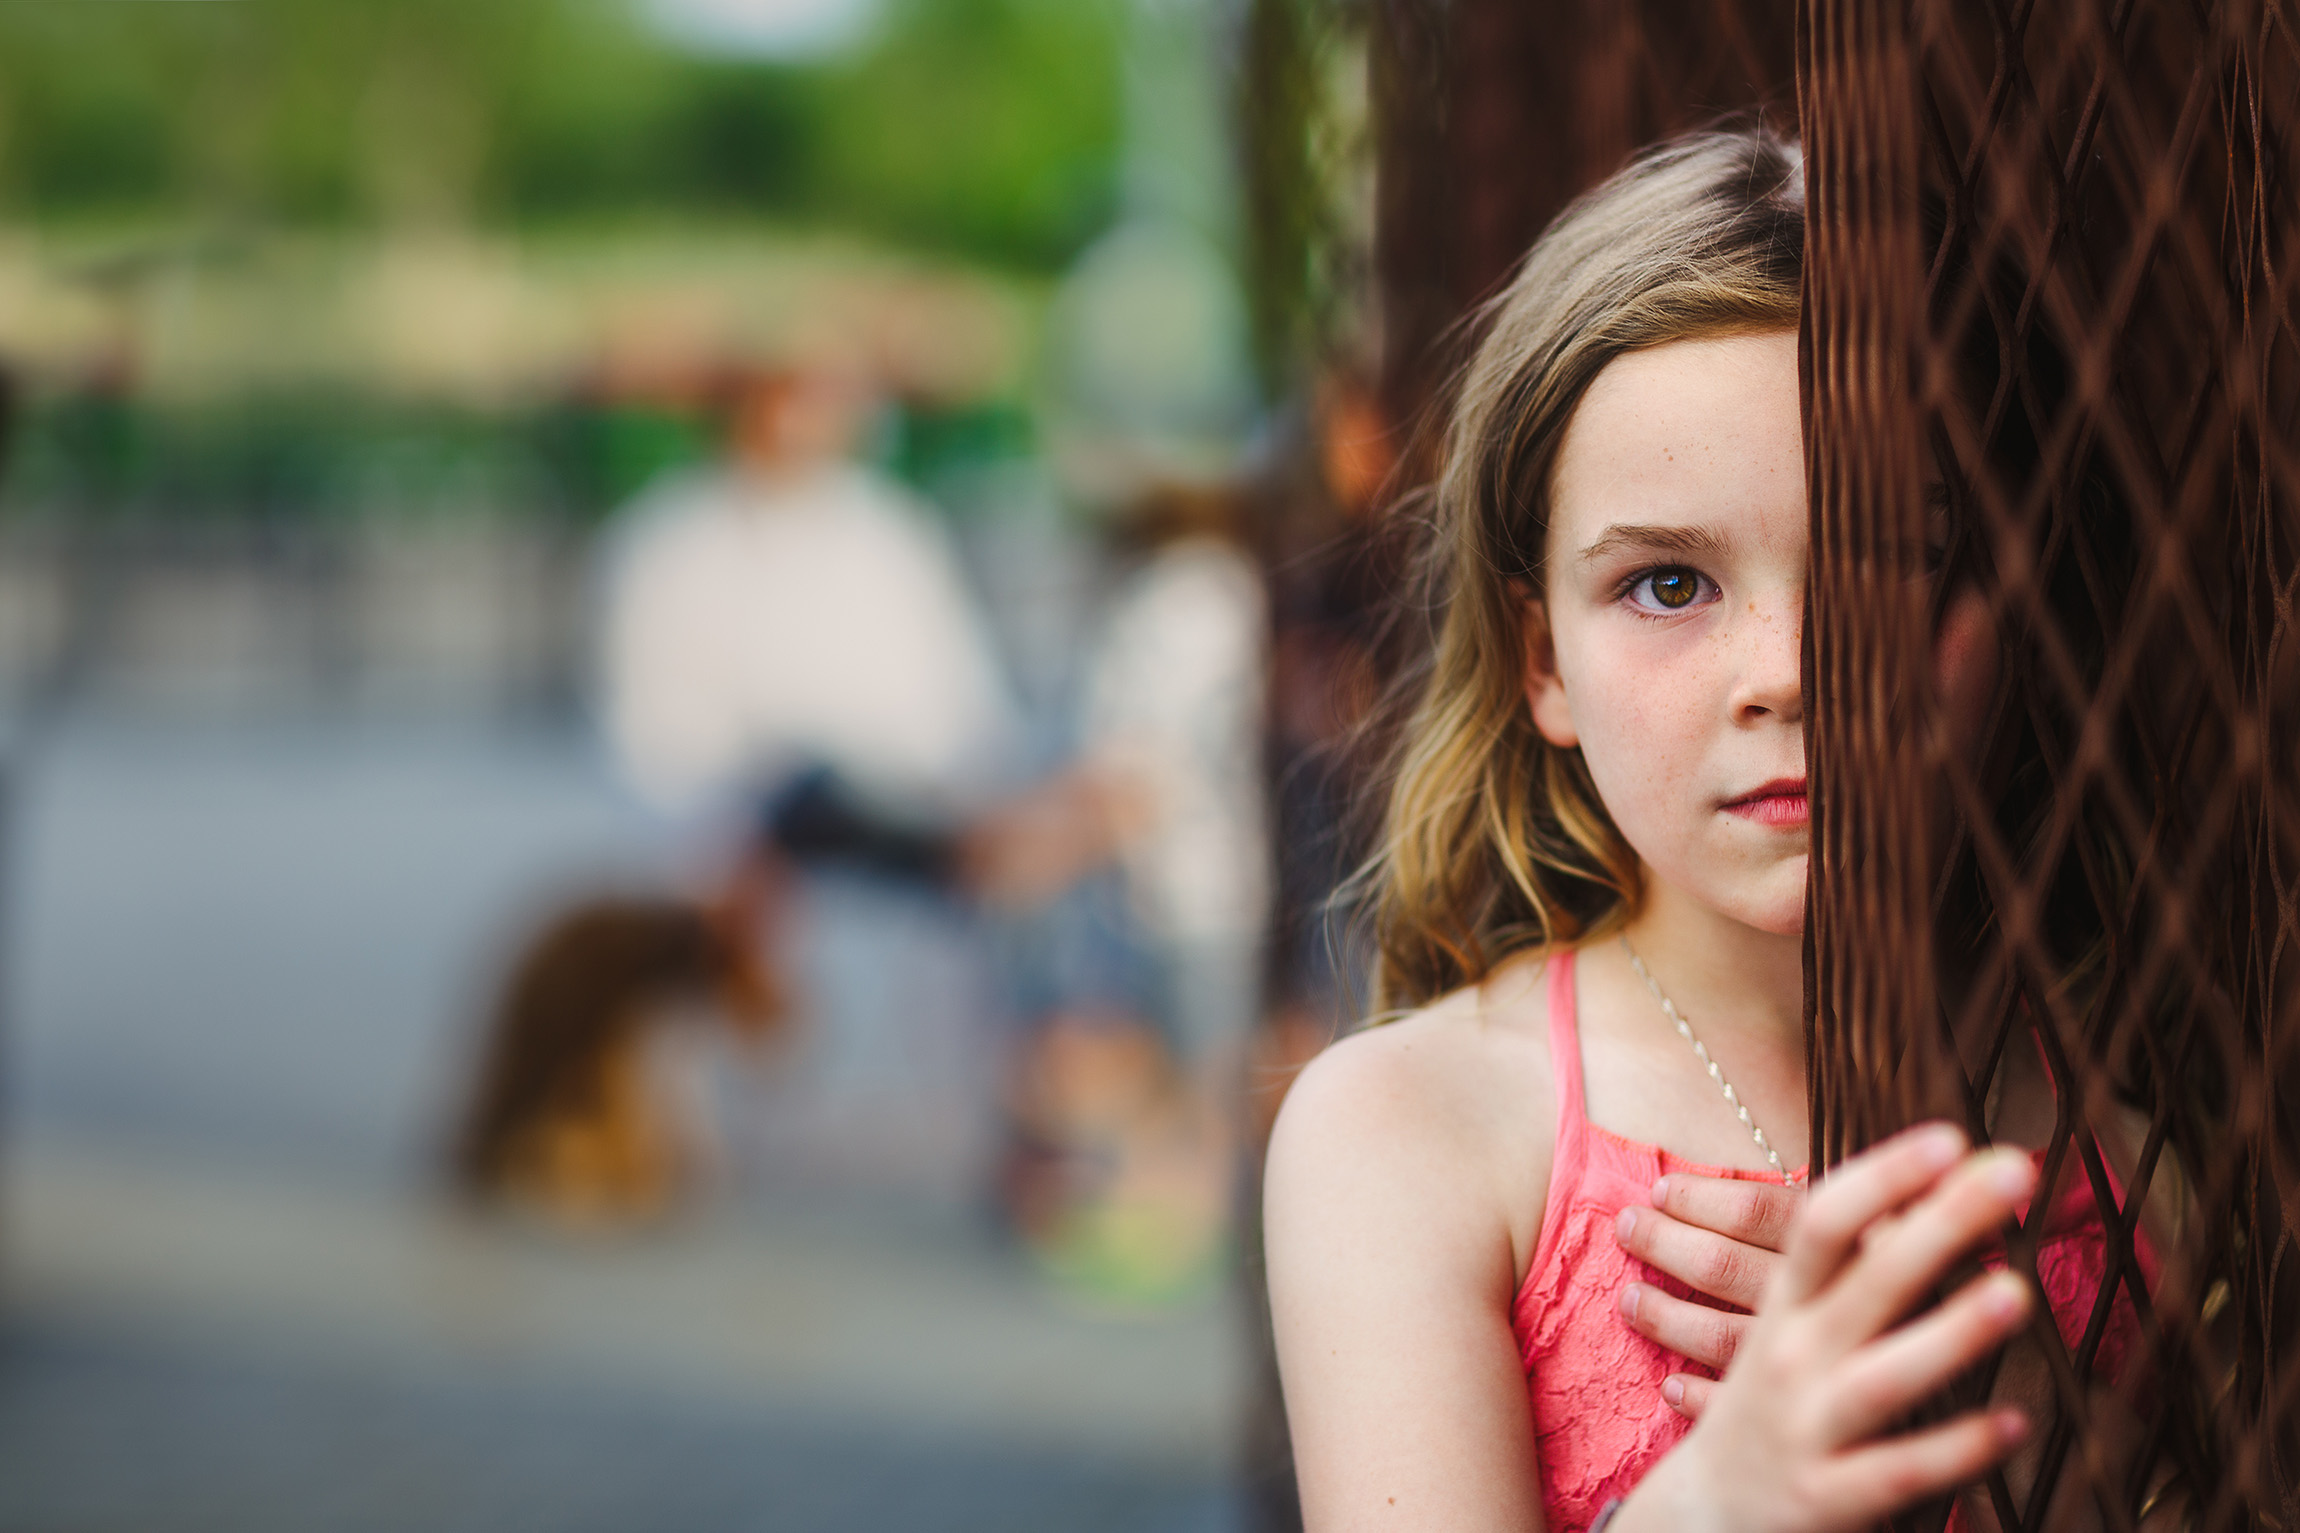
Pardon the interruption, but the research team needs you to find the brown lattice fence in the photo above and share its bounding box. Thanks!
[1802,2,2300,1527]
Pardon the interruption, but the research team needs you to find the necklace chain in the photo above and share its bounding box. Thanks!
[1618,936,1801,1181]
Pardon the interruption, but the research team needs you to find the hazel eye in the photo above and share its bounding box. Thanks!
[1627,566,1716,614]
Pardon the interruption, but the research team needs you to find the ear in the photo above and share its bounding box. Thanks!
[1519,591,1580,749]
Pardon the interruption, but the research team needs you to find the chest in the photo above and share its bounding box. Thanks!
[1577,1004,1810,1175]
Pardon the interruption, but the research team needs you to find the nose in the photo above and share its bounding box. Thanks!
[1728,585,1804,726]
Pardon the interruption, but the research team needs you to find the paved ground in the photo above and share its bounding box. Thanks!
[0,1318,1236,1533]
[0,714,1249,1530]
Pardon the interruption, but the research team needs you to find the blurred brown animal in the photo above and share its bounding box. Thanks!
[451,893,783,1226]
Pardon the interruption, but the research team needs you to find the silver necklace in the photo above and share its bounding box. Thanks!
[1619,936,1801,1180]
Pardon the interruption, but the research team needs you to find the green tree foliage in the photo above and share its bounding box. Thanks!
[0,0,1123,271]
[1237,0,1367,398]
[822,0,1124,268]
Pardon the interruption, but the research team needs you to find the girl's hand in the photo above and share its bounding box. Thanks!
[1614,1123,2038,1533]
[1614,1171,1802,1394]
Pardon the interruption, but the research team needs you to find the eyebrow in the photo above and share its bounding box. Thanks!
[1575,523,1731,565]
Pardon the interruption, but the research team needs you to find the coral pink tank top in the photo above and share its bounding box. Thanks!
[1514,949,2161,1532]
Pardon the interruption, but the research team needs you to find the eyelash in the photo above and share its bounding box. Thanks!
[1615,564,1720,617]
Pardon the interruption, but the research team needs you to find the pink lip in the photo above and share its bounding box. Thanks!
[1722,778,1809,827]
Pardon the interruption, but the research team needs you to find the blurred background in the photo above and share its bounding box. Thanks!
[0,0,1793,1526]
[0,1,1389,1529]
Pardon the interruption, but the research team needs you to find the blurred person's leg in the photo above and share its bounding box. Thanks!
[1005,879,1274,1301]
[995,874,1200,1288]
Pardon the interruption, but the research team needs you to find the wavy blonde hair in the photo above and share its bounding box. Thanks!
[1366,127,1806,1012]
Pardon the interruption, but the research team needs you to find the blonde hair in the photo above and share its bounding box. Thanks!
[1366,126,1806,1011]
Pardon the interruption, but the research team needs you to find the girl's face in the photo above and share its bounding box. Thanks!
[1525,330,1813,936]
[1523,329,1997,939]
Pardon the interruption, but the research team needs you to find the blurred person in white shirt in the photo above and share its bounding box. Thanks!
[1082,484,1271,1077]
[600,363,1018,825]
[598,362,1117,905]
[1001,484,1271,1297]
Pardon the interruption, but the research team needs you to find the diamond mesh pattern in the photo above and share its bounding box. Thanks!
[1802,1,2300,1526]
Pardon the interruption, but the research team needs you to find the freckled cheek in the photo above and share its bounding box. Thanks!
[1563,649,1712,816]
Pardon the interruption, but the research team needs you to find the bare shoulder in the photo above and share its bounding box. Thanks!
[1266,951,1557,1284]
[1263,952,1560,1529]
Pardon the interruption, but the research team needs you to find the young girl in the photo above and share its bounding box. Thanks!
[1264,128,2170,1532]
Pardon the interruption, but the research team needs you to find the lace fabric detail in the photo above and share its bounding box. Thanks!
[1514,949,2158,1533]
[1516,1130,1785,1530]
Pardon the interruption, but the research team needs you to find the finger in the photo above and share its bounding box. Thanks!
[1649,1172,1800,1254]
[1820,1147,2036,1345]
[1781,1122,1968,1303]
[1822,1270,2032,1445]
[1660,1373,1713,1420]
[1804,1408,2028,1525]
[1855,1207,1908,1254]
[1617,1282,1751,1371]
[1616,1203,1774,1311]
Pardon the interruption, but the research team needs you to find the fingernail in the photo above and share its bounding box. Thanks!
[1661,1376,1684,1406]
[1998,1409,2030,1445]
[1918,1123,1966,1166]
[1649,1176,1670,1206]
[1986,1273,2031,1321]
[1618,1285,1641,1323]
[1616,1207,1637,1242]
[1989,1152,2038,1197]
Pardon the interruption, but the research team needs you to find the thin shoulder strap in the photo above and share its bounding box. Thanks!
[1547,946,1589,1128]
[1523,946,1592,1291]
